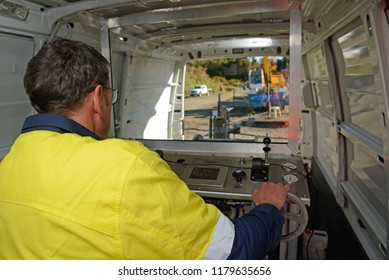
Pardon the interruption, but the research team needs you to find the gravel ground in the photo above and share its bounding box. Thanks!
[184,89,289,143]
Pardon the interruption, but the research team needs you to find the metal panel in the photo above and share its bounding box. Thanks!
[373,2,389,259]
[0,33,34,159]
[120,55,176,139]
[288,4,302,152]
[107,1,291,28]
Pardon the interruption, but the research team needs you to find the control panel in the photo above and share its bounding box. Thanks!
[143,137,311,243]
[142,137,310,207]
[164,153,310,205]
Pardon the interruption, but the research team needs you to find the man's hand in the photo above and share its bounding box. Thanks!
[252,182,289,209]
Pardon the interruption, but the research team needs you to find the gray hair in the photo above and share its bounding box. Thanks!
[24,38,110,113]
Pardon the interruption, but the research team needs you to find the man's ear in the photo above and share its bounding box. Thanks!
[91,85,104,117]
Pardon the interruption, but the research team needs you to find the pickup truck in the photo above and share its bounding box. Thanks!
[189,85,209,96]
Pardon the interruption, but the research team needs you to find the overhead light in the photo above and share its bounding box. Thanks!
[0,0,29,21]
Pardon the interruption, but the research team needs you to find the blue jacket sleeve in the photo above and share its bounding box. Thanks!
[227,204,284,260]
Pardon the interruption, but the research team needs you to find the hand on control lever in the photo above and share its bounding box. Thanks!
[252,182,289,210]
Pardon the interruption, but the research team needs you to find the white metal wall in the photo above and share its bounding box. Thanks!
[0,33,34,160]
[118,54,177,139]
[303,3,389,259]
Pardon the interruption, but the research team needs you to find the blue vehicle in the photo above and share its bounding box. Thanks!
[247,88,288,112]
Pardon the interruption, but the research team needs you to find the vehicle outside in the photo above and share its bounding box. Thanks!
[190,85,209,96]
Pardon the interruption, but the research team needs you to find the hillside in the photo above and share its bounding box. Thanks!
[185,58,253,95]
[185,57,288,95]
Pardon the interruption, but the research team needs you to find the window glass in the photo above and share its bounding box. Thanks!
[349,140,386,209]
[338,24,382,137]
[184,58,289,143]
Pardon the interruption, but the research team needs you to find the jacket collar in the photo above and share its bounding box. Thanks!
[21,113,102,140]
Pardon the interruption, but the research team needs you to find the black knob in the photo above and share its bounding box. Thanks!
[263,147,271,153]
[263,136,271,145]
[232,169,246,183]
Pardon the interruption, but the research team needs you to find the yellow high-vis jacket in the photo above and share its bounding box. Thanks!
[0,114,235,259]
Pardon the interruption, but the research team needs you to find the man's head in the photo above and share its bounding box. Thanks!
[24,38,114,138]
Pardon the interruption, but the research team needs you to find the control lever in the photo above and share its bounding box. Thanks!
[251,136,271,182]
[263,136,271,166]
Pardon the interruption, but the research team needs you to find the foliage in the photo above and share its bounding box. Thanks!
[185,59,249,95]
[185,57,288,95]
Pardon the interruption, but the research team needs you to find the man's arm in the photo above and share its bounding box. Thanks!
[227,203,284,259]
[202,182,289,260]
[226,182,289,259]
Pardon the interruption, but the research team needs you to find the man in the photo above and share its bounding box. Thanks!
[0,38,289,259]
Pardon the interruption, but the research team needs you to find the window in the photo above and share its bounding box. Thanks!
[184,58,289,143]
[337,22,383,138]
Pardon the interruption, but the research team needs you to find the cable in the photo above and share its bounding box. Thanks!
[306,230,314,260]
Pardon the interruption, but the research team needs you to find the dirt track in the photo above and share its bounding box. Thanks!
[183,89,289,142]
